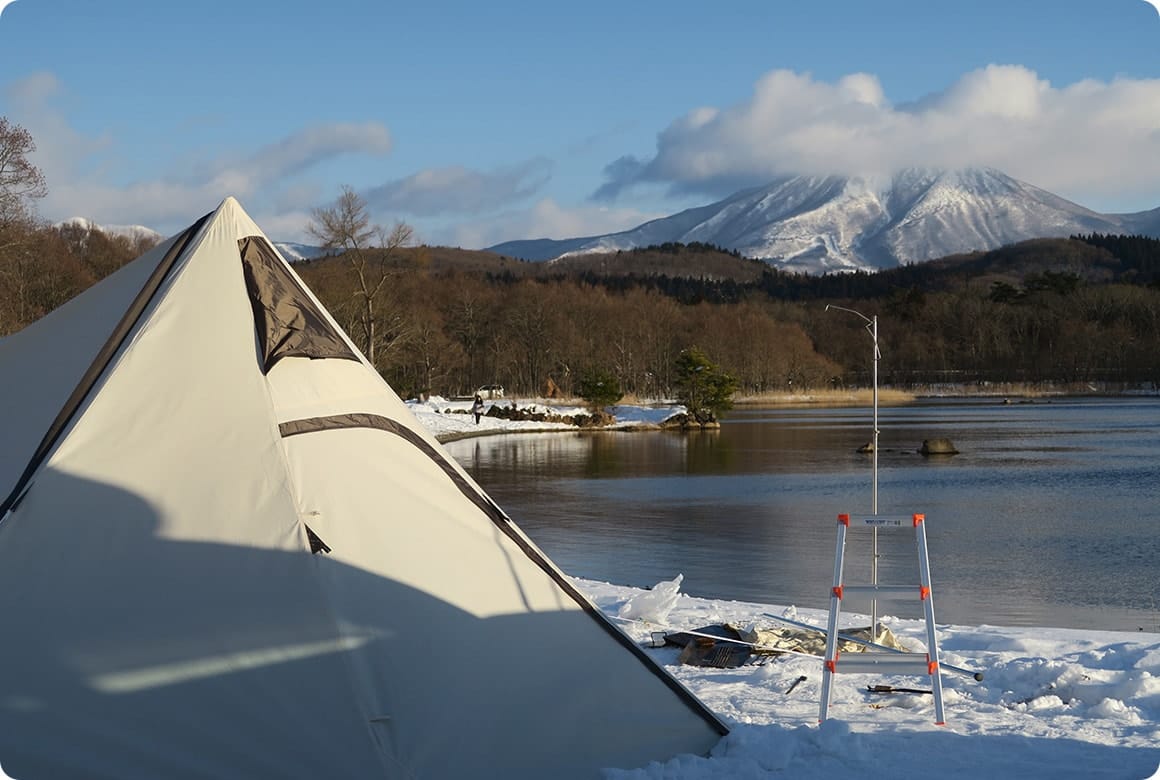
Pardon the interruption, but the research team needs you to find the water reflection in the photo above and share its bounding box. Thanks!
[448,398,1160,632]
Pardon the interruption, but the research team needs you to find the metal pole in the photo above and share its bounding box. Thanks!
[870,315,880,640]
[825,305,882,639]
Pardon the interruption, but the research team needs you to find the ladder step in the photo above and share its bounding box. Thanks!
[842,513,921,529]
[840,585,919,598]
[833,654,933,675]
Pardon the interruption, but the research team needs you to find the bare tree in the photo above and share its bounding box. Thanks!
[0,117,50,332]
[307,186,415,367]
[0,117,47,231]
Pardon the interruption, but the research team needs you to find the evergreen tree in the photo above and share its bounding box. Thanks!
[578,368,623,412]
[674,347,738,423]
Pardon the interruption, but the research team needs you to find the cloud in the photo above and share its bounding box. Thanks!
[203,123,393,192]
[4,72,113,177]
[363,159,551,217]
[3,72,393,231]
[4,68,548,239]
[250,208,316,243]
[436,198,663,250]
[4,70,56,104]
[39,122,390,232]
[594,66,1160,207]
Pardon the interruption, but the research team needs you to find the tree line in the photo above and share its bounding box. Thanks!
[296,251,840,399]
[291,242,1160,397]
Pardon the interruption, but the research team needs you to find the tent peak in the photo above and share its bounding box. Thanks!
[214,195,246,216]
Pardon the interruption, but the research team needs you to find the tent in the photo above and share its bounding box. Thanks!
[0,198,727,779]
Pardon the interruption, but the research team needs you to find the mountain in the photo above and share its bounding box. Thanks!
[57,217,163,246]
[57,218,333,264]
[488,168,1160,273]
[271,241,331,262]
[1117,205,1160,237]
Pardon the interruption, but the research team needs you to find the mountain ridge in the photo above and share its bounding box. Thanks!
[487,168,1160,273]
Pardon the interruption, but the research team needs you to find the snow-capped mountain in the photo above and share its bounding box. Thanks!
[271,241,330,262]
[488,168,1160,273]
[56,217,163,246]
[57,217,330,263]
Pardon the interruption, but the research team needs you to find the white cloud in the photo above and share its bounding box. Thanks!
[34,122,389,233]
[249,208,316,244]
[4,72,113,180]
[595,65,1160,209]
[5,70,57,105]
[206,123,393,192]
[363,159,551,217]
[3,71,552,241]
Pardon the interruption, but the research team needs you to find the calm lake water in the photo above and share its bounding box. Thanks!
[445,397,1160,632]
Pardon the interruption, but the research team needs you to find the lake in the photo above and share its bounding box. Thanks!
[445,397,1160,632]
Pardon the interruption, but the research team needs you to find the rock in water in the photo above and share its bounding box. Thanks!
[920,438,959,455]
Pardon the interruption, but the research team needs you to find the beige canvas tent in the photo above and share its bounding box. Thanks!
[0,197,726,778]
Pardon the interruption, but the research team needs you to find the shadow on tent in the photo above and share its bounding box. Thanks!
[0,470,702,779]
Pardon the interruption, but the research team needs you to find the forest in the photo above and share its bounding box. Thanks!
[295,234,1160,398]
[3,117,1160,401]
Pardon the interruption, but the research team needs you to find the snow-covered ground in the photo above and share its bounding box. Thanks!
[578,577,1160,779]
[407,395,683,440]
[411,397,1160,779]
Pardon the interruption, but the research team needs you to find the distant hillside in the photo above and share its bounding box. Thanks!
[298,242,766,281]
[488,236,1160,305]
[913,238,1121,287]
[302,234,1160,301]
[1117,206,1160,237]
[294,244,535,276]
[538,242,769,282]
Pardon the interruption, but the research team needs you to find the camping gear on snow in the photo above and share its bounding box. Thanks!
[763,611,985,681]
[659,621,907,669]
[664,625,754,668]
[867,684,933,695]
[785,675,808,694]
[0,198,726,779]
[742,621,907,656]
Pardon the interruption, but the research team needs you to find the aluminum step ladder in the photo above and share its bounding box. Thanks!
[819,512,946,725]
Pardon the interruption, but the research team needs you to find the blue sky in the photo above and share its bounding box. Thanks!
[1,0,1159,247]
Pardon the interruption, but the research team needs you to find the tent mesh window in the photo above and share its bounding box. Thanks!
[238,236,360,372]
